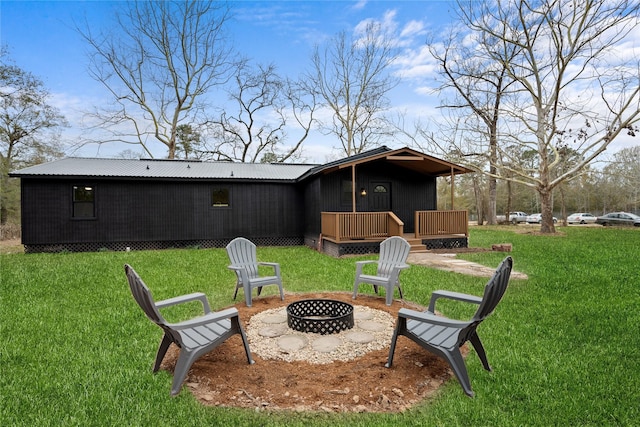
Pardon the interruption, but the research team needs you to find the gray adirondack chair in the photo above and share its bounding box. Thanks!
[124,264,254,396]
[385,256,512,397]
[352,236,411,305]
[226,237,285,307]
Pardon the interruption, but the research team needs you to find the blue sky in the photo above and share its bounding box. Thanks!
[1,1,637,162]
[2,0,458,161]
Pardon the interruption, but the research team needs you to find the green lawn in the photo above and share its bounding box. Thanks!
[1,226,639,426]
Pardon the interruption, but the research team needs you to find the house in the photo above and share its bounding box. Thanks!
[9,146,472,255]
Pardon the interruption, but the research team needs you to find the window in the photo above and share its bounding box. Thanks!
[72,185,95,218]
[374,185,387,193]
[212,188,230,207]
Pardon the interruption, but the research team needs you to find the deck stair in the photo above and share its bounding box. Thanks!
[403,235,428,253]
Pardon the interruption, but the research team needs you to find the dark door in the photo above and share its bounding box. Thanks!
[371,182,391,211]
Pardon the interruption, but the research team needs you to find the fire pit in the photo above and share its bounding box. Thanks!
[286,299,354,335]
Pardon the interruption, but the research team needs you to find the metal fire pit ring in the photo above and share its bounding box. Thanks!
[286,299,354,335]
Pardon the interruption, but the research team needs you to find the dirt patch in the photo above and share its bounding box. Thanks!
[161,292,465,413]
[0,238,23,254]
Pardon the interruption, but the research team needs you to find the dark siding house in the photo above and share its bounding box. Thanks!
[10,146,471,254]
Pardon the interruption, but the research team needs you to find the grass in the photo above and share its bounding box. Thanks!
[1,226,639,426]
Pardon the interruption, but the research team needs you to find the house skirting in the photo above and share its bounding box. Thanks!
[421,236,468,250]
[23,236,304,253]
[24,234,467,255]
[315,236,469,257]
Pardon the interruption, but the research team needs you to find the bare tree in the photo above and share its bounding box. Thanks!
[422,24,521,225]
[79,0,238,159]
[205,63,316,163]
[308,21,399,156]
[0,50,66,224]
[454,0,640,233]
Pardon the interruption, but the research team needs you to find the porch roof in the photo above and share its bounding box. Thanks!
[299,146,472,179]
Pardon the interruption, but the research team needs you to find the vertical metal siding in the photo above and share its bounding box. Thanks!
[20,179,304,245]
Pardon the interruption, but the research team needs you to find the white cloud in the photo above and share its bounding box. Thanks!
[400,20,426,39]
[352,0,368,11]
[354,9,399,38]
[414,85,438,97]
[393,44,439,79]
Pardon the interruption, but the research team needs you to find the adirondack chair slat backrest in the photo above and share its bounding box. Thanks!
[457,257,512,345]
[226,237,259,278]
[125,265,164,324]
[473,256,512,322]
[124,265,183,346]
[377,236,411,277]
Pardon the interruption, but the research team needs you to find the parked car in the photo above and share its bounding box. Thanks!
[567,212,597,224]
[497,211,529,224]
[595,212,640,227]
[526,213,558,224]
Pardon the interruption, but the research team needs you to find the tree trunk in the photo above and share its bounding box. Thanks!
[559,185,567,226]
[539,187,556,233]
[1,154,11,225]
[473,176,484,225]
[487,131,498,225]
[487,176,497,225]
[0,203,7,225]
[505,180,512,225]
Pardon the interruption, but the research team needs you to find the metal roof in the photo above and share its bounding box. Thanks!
[10,157,318,181]
[10,147,472,181]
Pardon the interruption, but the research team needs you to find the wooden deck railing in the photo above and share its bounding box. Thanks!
[321,212,404,242]
[414,210,468,238]
[321,210,468,242]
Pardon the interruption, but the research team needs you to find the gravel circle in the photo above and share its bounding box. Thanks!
[246,305,395,364]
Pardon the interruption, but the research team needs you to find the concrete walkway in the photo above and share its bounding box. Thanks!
[407,252,528,280]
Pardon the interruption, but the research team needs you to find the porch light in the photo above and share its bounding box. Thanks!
[360,188,367,197]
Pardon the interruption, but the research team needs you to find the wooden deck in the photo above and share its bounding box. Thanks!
[320,210,468,255]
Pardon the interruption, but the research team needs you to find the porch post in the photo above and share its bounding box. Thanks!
[352,164,357,213]
[450,166,455,210]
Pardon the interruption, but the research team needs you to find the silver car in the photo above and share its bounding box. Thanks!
[526,213,557,224]
[595,212,640,227]
[567,212,597,224]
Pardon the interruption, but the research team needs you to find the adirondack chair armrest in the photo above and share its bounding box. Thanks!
[257,262,281,275]
[228,265,251,281]
[397,308,469,328]
[392,263,410,273]
[169,307,241,330]
[428,290,482,313]
[384,263,410,282]
[155,292,212,314]
[355,260,378,275]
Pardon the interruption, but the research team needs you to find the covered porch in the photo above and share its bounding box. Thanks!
[320,210,469,256]
[303,146,473,257]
